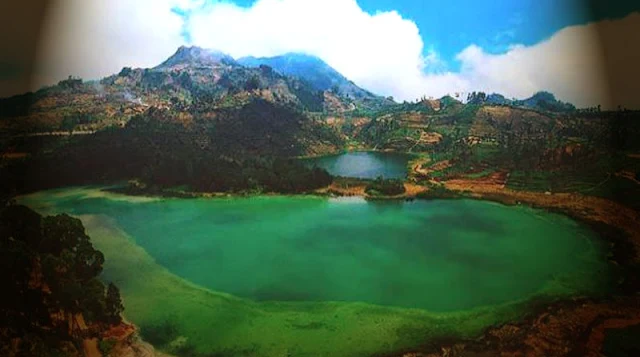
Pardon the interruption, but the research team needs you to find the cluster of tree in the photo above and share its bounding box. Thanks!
[59,113,94,131]
[57,75,83,90]
[578,105,602,113]
[0,91,38,117]
[365,177,406,196]
[358,116,402,145]
[287,78,325,112]
[513,91,575,113]
[466,91,487,104]
[434,127,474,163]
[1,99,337,196]
[0,204,123,356]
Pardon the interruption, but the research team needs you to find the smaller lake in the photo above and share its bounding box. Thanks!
[302,151,413,179]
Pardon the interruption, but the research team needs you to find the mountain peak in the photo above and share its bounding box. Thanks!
[238,53,336,81]
[516,91,575,112]
[157,46,237,69]
[237,53,381,101]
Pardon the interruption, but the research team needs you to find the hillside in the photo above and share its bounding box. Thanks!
[0,46,393,138]
[238,53,393,110]
[2,44,639,207]
[0,204,133,357]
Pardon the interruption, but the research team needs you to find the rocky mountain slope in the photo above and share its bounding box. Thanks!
[238,53,392,108]
[0,46,391,135]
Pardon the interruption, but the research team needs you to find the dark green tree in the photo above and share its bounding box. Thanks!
[244,76,261,91]
[105,283,124,325]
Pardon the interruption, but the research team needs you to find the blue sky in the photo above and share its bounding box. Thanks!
[185,0,640,72]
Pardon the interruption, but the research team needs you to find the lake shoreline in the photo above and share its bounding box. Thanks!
[30,190,608,357]
[384,178,640,356]
[25,178,640,357]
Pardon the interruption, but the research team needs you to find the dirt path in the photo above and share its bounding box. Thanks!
[411,159,452,177]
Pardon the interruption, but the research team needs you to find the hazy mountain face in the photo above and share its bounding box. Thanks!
[104,46,398,114]
[513,91,576,112]
[237,53,382,100]
[156,46,240,70]
[0,45,582,140]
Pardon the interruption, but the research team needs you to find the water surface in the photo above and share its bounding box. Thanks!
[24,188,609,312]
[302,151,412,179]
[21,188,611,356]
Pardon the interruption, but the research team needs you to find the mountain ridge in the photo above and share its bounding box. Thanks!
[156,45,239,69]
[237,53,383,101]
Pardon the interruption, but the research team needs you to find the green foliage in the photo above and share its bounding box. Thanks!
[288,78,325,112]
[365,177,406,196]
[244,75,262,91]
[58,76,83,90]
[106,283,124,324]
[141,320,179,347]
[98,339,117,356]
[118,67,133,77]
[416,183,457,199]
[450,104,479,124]
[3,99,338,196]
[0,91,38,117]
[466,91,486,104]
[602,323,640,357]
[0,205,124,355]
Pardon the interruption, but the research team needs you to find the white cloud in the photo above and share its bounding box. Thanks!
[185,0,426,99]
[34,0,186,89]
[183,0,637,108]
[33,0,639,109]
[450,23,611,108]
[455,12,640,109]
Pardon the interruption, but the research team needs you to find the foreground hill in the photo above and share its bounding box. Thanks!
[0,203,135,356]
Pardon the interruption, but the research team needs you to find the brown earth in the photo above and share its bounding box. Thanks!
[398,298,640,357]
[470,106,554,139]
[1,152,28,159]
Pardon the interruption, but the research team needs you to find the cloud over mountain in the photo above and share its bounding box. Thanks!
[34,0,185,89]
[30,0,640,109]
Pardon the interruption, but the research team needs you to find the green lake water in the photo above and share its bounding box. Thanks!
[21,188,612,357]
[302,151,412,179]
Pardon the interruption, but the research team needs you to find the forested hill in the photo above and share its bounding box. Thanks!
[0,204,129,356]
[3,44,639,206]
[0,46,391,134]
